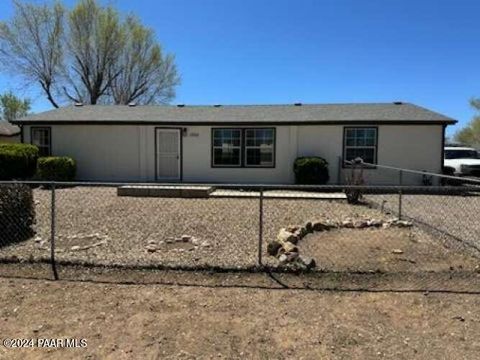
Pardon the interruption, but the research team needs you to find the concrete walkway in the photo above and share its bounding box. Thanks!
[211,189,347,200]
[116,185,347,200]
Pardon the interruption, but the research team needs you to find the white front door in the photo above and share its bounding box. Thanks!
[155,128,181,181]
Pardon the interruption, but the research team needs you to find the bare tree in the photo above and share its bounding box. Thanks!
[110,16,180,105]
[0,0,64,108]
[0,0,179,106]
[62,0,125,104]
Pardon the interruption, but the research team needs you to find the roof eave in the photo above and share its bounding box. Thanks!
[11,119,457,125]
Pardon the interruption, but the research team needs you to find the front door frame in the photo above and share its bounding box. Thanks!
[154,127,183,182]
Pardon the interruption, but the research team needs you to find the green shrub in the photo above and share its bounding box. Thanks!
[0,184,35,246]
[37,156,76,181]
[0,143,39,180]
[293,156,330,185]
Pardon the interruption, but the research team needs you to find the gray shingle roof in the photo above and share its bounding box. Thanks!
[13,102,456,125]
[0,120,20,136]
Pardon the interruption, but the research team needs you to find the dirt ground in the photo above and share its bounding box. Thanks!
[298,227,479,273]
[1,275,480,360]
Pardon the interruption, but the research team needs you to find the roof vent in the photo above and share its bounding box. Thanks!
[177,104,185,107]
[74,102,83,107]
[128,102,137,107]
[294,102,302,106]
[393,101,403,105]
[213,104,221,107]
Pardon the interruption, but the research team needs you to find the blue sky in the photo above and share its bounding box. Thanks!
[0,0,479,136]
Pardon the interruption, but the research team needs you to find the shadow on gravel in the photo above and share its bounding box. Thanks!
[1,261,480,295]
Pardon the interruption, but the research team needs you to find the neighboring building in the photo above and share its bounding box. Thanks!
[12,102,456,184]
[0,120,20,143]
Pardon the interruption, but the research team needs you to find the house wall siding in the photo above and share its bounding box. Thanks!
[372,124,443,184]
[22,123,444,184]
[24,125,145,181]
[296,124,443,184]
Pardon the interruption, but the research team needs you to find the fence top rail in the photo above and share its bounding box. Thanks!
[0,180,479,193]
[344,159,480,185]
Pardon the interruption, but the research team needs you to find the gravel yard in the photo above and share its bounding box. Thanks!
[365,193,480,252]
[0,186,478,273]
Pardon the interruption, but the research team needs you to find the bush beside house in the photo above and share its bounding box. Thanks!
[293,157,330,185]
[0,148,76,246]
[36,156,77,181]
[0,143,39,180]
[0,184,35,245]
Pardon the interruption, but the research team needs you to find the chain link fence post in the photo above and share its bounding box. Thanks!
[398,170,403,220]
[50,182,59,280]
[337,156,343,184]
[258,187,264,267]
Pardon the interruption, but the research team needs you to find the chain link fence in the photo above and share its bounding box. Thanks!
[1,178,480,291]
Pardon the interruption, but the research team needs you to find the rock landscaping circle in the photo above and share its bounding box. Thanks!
[144,235,205,253]
[268,218,413,269]
[31,233,109,253]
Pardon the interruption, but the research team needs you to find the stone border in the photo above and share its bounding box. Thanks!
[144,235,211,253]
[267,218,413,269]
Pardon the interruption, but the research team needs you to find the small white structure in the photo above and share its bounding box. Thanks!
[13,102,455,184]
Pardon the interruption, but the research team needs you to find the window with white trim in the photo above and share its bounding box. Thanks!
[211,128,276,168]
[31,127,51,157]
[245,128,274,167]
[212,129,242,166]
[344,127,377,165]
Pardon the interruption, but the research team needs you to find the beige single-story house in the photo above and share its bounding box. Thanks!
[12,102,456,184]
[0,120,20,143]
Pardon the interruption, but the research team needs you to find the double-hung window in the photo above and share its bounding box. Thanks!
[245,128,274,167]
[31,127,51,157]
[212,128,275,168]
[212,129,242,166]
[343,127,377,166]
